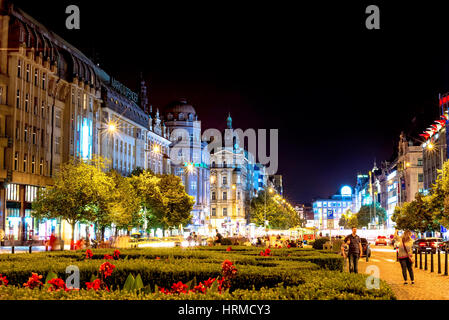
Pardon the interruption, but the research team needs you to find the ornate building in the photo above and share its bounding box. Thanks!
[162,99,210,234]
[0,1,171,243]
[209,114,255,235]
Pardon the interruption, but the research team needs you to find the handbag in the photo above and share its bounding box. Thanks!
[402,240,413,264]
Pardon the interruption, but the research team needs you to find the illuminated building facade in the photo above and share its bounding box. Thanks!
[162,99,210,234]
[312,186,354,230]
[209,114,256,235]
[397,133,423,202]
[0,2,172,243]
[0,2,103,242]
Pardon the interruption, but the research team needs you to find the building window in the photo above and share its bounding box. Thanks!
[16,90,20,108]
[23,153,27,172]
[222,176,227,185]
[32,127,36,144]
[40,158,43,175]
[418,158,423,166]
[41,101,45,118]
[24,94,29,112]
[14,152,18,170]
[31,156,35,173]
[223,208,228,216]
[26,64,30,82]
[42,73,46,90]
[17,60,21,77]
[212,208,216,216]
[34,69,38,86]
[55,137,61,155]
[418,173,424,183]
[212,191,216,200]
[6,184,19,201]
[237,192,240,200]
[15,121,20,140]
[223,192,227,200]
[24,125,28,142]
[55,110,61,128]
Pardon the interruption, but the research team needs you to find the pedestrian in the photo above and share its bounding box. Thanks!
[344,227,363,273]
[394,229,414,285]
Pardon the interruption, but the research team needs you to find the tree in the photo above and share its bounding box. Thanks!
[392,193,439,233]
[157,174,194,229]
[356,204,387,227]
[250,190,299,229]
[32,157,115,246]
[107,170,143,235]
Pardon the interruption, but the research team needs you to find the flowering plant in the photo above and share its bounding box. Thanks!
[23,273,43,289]
[0,274,8,287]
[47,278,68,292]
[85,249,93,259]
[260,248,271,256]
[103,254,113,260]
[226,246,232,251]
[113,249,120,260]
[99,261,115,278]
[85,279,109,291]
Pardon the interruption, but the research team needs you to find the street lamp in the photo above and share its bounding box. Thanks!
[97,121,117,167]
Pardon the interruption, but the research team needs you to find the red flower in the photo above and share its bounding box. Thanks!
[113,249,120,260]
[171,281,188,294]
[0,274,8,287]
[47,278,67,292]
[103,254,113,260]
[86,279,101,291]
[159,287,172,295]
[287,244,291,248]
[203,277,216,288]
[85,249,93,259]
[226,246,232,251]
[192,283,207,294]
[23,273,43,289]
[155,257,160,260]
[99,261,115,278]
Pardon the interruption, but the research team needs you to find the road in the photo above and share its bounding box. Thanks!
[359,245,449,300]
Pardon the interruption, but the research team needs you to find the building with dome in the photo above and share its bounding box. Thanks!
[162,99,210,234]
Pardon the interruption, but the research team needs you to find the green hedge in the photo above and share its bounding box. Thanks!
[0,246,394,300]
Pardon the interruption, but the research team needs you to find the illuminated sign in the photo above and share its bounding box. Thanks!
[183,162,208,169]
[80,118,92,159]
[340,185,352,196]
[387,170,397,181]
[111,78,139,103]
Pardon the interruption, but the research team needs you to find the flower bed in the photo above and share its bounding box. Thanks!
[0,246,395,300]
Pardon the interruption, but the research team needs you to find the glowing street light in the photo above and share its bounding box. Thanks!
[106,122,117,133]
[185,162,194,174]
[153,145,161,154]
[427,142,434,150]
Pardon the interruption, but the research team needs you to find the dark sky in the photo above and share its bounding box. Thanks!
[12,0,449,204]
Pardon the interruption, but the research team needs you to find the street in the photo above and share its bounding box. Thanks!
[359,246,449,300]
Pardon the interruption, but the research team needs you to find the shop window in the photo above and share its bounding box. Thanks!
[6,184,19,201]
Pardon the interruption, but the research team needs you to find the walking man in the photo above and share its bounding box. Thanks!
[344,227,363,273]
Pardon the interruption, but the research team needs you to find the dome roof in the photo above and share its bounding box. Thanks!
[163,99,196,117]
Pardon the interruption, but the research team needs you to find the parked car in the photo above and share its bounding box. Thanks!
[412,238,444,254]
[360,238,371,261]
[437,240,449,252]
[375,236,388,246]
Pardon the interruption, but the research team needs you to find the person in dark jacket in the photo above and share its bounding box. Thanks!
[344,227,363,273]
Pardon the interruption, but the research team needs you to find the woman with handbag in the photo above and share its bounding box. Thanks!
[394,229,415,285]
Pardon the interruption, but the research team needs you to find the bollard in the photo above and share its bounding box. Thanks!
[60,240,64,251]
[425,250,428,270]
[29,245,32,254]
[444,248,448,275]
[431,250,434,273]
[45,245,48,252]
[11,245,14,254]
[438,249,441,274]
[420,251,423,269]
[415,251,418,268]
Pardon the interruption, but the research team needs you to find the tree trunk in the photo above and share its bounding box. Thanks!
[71,222,76,250]
[101,226,105,242]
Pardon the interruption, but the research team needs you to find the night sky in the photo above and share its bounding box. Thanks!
[11,1,449,204]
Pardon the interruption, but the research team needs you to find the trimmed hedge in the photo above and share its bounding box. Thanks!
[0,246,395,300]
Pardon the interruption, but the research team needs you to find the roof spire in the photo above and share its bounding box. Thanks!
[226,112,232,129]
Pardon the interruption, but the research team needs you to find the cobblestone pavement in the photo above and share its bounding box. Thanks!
[358,246,449,300]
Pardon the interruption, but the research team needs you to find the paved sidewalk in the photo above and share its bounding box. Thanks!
[359,247,449,300]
